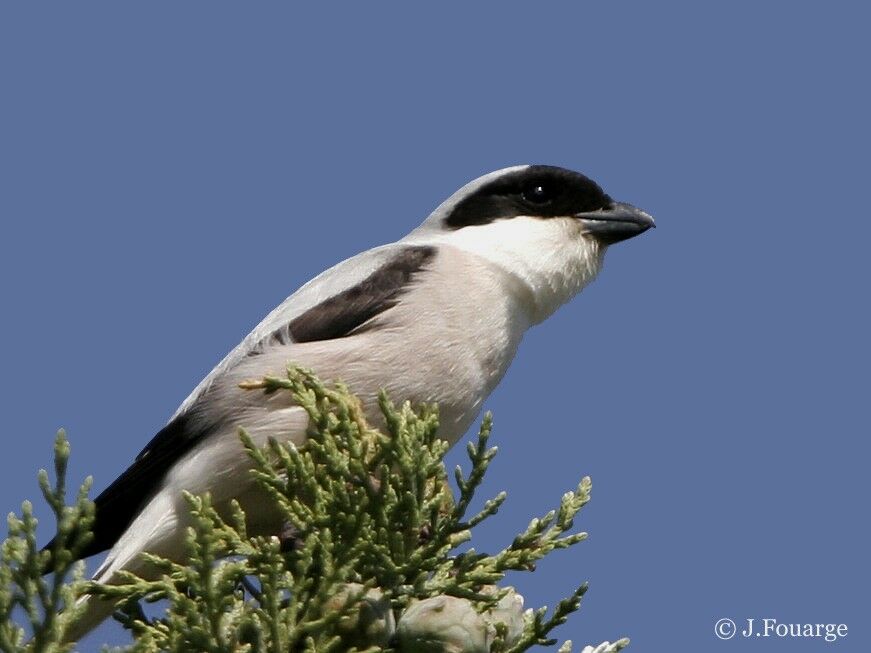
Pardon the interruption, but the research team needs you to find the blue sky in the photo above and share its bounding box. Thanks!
[1,2,868,651]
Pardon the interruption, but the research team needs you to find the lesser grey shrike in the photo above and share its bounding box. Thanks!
[48,164,654,640]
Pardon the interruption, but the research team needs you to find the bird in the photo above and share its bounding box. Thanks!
[47,164,654,641]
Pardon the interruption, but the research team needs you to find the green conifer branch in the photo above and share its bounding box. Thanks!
[0,431,94,653]
[1,369,630,652]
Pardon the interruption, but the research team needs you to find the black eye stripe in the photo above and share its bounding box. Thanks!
[521,184,554,205]
[444,165,611,229]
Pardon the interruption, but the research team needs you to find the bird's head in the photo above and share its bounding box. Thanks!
[408,165,655,323]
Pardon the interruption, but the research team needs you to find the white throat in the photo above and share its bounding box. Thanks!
[420,217,605,324]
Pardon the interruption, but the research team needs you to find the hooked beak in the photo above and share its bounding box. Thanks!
[576,202,655,245]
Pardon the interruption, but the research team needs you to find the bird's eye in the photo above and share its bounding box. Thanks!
[521,184,554,205]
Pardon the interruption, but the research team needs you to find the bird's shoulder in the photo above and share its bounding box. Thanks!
[170,241,439,419]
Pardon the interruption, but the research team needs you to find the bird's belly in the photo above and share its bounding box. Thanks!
[159,328,517,542]
[368,331,518,445]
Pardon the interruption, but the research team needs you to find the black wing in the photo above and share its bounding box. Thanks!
[42,413,212,565]
[257,245,436,347]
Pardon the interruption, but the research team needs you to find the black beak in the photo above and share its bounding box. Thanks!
[575,202,655,245]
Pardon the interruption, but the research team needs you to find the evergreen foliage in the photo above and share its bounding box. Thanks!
[1,368,630,653]
[1,433,93,653]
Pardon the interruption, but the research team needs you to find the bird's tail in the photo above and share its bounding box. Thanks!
[60,549,135,645]
[62,592,119,645]
[59,493,186,646]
